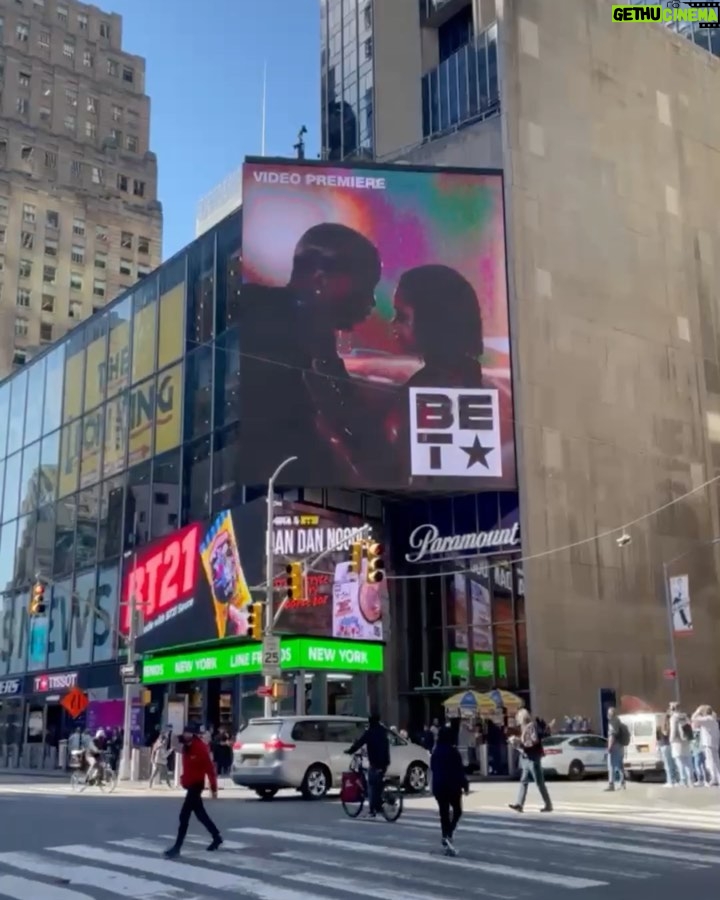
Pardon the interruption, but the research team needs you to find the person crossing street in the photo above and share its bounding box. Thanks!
[164,724,222,858]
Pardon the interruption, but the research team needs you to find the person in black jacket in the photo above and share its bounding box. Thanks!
[347,713,391,817]
[430,726,469,856]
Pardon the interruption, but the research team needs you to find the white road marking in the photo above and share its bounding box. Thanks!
[47,844,322,899]
[282,871,455,900]
[233,828,607,889]
[0,874,94,899]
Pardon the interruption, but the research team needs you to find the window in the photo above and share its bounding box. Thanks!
[43,265,56,285]
[63,39,75,59]
[91,166,103,184]
[363,4,372,28]
[83,50,93,68]
[71,244,84,264]
[16,288,31,307]
[107,59,118,77]
[116,174,128,191]
[94,252,107,269]
[87,95,97,114]
[137,264,151,277]
[41,294,54,312]
[111,128,122,144]
[122,66,134,84]
[0,255,4,271]
[127,108,139,125]
[0,198,7,218]
[112,105,122,122]
[20,145,33,162]
[39,106,51,122]
[19,259,32,278]
[44,150,57,169]
[121,231,133,249]
[77,13,88,30]
[69,300,82,318]
[16,98,29,115]
[38,31,50,48]
[93,279,106,298]
[57,4,68,23]
[72,217,85,236]
[100,21,111,39]
[64,114,76,132]
[0,227,6,245]
[85,121,96,138]
[44,238,58,256]
[21,231,34,249]
[138,236,149,255]
[18,70,31,87]
[22,203,36,223]
[119,258,132,276]
[16,23,29,42]
[65,87,78,107]
[126,135,138,152]
[40,323,53,342]
[15,318,29,337]
[133,180,145,198]
[364,37,373,59]
[70,272,83,291]
[70,159,83,182]
[13,349,27,367]
[95,224,108,243]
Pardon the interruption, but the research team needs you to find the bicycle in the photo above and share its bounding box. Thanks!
[70,753,118,794]
[340,752,403,822]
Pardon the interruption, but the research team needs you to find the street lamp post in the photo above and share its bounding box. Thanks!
[661,537,720,706]
[119,513,140,781]
[263,456,298,717]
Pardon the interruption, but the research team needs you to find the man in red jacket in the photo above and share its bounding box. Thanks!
[164,724,222,858]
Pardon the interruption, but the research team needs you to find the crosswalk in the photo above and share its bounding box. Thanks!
[0,806,719,898]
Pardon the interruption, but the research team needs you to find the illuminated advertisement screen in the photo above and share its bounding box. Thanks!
[239,159,514,490]
[120,499,386,654]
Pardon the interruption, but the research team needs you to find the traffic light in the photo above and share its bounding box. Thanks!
[286,562,303,600]
[365,542,385,584]
[247,602,264,640]
[349,541,364,575]
[29,581,46,616]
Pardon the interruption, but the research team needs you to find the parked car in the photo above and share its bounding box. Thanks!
[541,733,608,780]
[232,715,430,800]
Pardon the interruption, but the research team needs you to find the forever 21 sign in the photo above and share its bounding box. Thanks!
[120,522,201,638]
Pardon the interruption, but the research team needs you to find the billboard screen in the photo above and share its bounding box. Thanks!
[120,500,386,654]
[239,159,514,490]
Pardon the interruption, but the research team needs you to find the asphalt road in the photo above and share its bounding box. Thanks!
[0,779,718,899]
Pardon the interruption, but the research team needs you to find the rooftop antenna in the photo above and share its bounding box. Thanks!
[294,125,307,160]
[261,61,267,156]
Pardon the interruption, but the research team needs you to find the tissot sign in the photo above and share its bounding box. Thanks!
[405,522,520,563]
[32,671,79,693]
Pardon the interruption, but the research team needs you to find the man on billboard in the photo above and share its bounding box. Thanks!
[240,223,382,486]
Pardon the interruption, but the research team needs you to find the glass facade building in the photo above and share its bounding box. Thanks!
[0,209,243,679]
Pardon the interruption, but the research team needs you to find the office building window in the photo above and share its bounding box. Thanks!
[70,272,83,291]
[19,70,31,88]
[40,106,51,122]
[22,203,36,223]
[15,318,29,337]
[123,66,135,84]
[119,259,132,276]
[66,87,78,107]
[83,50,93,68]
[133,180,145,198]
[16,288,31,307]
[44,238,58,256]
[100,21,111,39]
[121,231,132,249]
[78,13,88,30]
[57,4,68,23]
[21,231,34,249]
[41,294,54,312]
[64,114,76,132]
[16,23,29,42]
[63,39,75,59]
[46,209,59,229]
[38,31,50,49]
[69,300,82,318]
[43,265,56,285]
[40,322,53,342]
[71,244,84,264]
[19,259,32,278]
[107,59,118,77]
[126,134,138,153]
[93,279,106,298]
[86,121,97,138]
[138,236,149,255]
[94,252,107,269]
[117,174,128,191]
[73,217,85,236]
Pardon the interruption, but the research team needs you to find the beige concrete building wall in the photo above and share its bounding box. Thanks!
[499,0,720,719]
[0,0,162,376]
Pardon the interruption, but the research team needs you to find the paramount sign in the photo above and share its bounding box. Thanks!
[405,522,520,564]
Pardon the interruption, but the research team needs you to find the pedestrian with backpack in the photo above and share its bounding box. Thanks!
[605,708,629,791]
[669,702,693,787]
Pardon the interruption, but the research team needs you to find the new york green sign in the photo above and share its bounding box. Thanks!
[142,637,384,684]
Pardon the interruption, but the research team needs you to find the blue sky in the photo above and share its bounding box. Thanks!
[109,0,320,259]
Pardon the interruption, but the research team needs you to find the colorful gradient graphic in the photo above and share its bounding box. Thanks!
[240,160,514,490]
[199,511,251,639]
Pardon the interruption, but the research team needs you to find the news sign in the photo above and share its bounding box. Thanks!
[239,159,515,491]
[121,500,386,654]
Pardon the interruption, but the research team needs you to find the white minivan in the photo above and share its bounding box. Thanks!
[619,712,667,780]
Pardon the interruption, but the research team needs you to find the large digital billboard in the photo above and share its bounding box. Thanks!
[120,499,386,654]
[239,159,514,490]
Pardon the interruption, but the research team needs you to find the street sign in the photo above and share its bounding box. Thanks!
[120,664,136,676]
[60,687,89,719]
[256,685,273,697]
[663,669,677,680]
[262,635,281,677]
[122,674,141,685]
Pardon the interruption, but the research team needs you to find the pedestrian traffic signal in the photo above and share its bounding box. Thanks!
[29,581,46,616]
[349,541,364,574]
[247,602,264,640]
[286,562,303,600]
[366,542,385,584]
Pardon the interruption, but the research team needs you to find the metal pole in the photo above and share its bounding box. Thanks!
[119,593,136,780]
[264,456,298,717]
[662,562,681,704]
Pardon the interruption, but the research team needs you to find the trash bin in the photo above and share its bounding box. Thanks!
[58,740,68,770]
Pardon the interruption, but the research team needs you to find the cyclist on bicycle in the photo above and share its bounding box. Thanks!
[86,728,108,784]
[346,713,390,817]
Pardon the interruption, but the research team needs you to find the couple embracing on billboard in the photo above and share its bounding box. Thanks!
[239,160,515,491]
